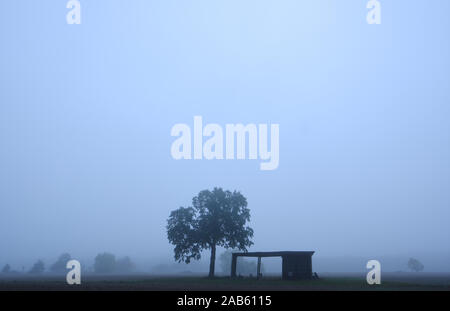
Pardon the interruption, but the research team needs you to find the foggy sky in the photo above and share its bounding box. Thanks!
[1,1,449,272]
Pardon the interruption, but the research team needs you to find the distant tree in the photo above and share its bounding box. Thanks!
[408,258,424,272]
[50,253,71,274]
[116,256,135,273]
[94,252,116,274]
[29,260,45,274]
[167,187,254,277]
[219,249,264,276]
[2,264,11,274]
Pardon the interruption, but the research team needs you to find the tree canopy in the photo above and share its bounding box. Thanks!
[1,264,11,274]
[408,258,424,272]
[167,187,254,277]
[94,252,116,274]
[116,256,135,273]
[50,253,71,274]
[29,260,45,274]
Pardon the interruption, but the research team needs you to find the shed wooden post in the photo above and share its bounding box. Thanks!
[257,257,261,279]
[231,253,237,277]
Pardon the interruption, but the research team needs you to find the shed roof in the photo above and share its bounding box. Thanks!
[232,251,314,258]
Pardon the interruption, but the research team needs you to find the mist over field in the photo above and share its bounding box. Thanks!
[1,0,450,277]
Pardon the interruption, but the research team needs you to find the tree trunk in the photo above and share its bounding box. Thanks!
[208,244,216,278]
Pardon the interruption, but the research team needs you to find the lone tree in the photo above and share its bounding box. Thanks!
[408,258,424,272]
[167,187,254,277]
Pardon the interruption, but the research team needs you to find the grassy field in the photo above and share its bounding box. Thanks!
[1,273,450,291]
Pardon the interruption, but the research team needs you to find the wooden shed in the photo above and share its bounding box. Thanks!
[231,251,314,280]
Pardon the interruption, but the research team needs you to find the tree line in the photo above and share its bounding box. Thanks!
[1,253,135,275]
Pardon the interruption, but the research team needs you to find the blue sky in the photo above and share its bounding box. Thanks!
[1,1,449,271]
